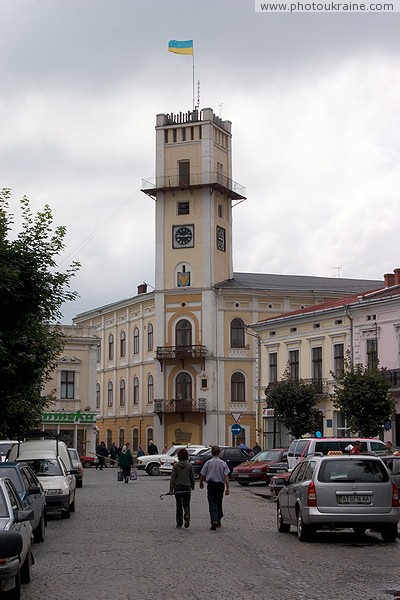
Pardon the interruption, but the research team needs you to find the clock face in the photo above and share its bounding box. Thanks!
[173,225,194,248]
[216,226,226,251]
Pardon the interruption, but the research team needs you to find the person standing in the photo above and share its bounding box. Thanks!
[148,440,159,455]
[199,445,230,531]
[169,448,195,528]
[109,442,117,466]
[119,444,134,483]
[137,446,145,458]
[96,441,109,470]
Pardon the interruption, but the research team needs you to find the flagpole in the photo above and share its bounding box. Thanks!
[192,49,195,111]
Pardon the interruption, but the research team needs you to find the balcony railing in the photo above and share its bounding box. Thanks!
[156,345,207,361]
[154,398,206,414]
[383,369,400,388]
[141,172,246,202]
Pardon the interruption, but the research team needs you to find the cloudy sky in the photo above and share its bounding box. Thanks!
[1,0,399,323]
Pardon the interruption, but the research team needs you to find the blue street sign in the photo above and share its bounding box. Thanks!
[231,423,243,436]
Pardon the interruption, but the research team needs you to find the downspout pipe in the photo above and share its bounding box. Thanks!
[344,305,353,364]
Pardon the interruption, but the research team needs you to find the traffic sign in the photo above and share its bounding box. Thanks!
[231,412,242,422]
[231,423,243,436]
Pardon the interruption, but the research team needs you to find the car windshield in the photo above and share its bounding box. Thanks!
[21,458,63,477]
[0,489,10,518]
[252,450,283,462]
[0,469,22,493]
[318,459,389,483]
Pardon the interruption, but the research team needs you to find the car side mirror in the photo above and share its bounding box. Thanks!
[273,477,289,486]
[28,485,41,495]
[14,509,34,523]
[68,469,78,475]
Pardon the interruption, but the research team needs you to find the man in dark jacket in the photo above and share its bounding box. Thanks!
[96,441,109,470]
[148,440,159,455]
[170,448,195,528]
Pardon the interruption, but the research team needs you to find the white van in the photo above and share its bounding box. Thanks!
[8,439,74,471]
[287,437,386,471]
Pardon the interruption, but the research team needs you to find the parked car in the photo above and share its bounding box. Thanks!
[269,471,291,496]
[276,455,400,542]
[0,441,18,463]
[0,477,34,598]
[80,456,96,468]
[18,455,76,519]
[67,449,84,488]
[287,437,387,471]
[189,446,255,478]
[232,448,288,486]
[0,462,46,542]
[137,445,207,476]
[381,455,400,488]
[159,447,208,475]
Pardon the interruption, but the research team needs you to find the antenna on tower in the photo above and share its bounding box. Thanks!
[219,102,223,117]
[197,80,200,109]
[331,266,343,278]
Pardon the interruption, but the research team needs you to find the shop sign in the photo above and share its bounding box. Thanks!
[42,411,97,424]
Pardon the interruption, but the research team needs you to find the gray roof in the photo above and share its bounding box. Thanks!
[216,272,383,294]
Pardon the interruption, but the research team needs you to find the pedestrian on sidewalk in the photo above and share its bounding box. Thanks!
[199,445,230,531]
[119,443,134,483]
[170,448,195,528]
[96,441,109,470]
[148,440,158,455]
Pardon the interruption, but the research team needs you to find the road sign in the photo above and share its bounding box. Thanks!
[231,412,242,422]
[231,423,243,436]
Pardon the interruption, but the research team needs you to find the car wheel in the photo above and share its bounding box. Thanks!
[238,481,249,486]
[147,463,160,476]
[70,494,76,513]
[353,526,366,536]
[381,524,398,543]
[83,460,92,468]
[33,513,46,543]
[61,506,71,519]
[297,510,313,542]
[277,503,290,533]
[7,569,21,600]
[20,548,32,584]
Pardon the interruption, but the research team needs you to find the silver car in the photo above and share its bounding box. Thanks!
[276,455,399,542]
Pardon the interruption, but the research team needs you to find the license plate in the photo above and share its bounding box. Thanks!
[337,495,371,504]
[240,474,249,478]
[164,461,171,467]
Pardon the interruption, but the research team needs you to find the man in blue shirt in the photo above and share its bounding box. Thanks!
[199,445,230,530]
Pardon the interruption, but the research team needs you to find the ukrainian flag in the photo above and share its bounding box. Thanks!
[168,40,193,55]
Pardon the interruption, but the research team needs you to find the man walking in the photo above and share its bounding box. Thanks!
[199,445,230,531]
[96,441,109,470]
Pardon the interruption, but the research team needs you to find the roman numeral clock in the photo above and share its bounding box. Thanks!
[173,224,194,248]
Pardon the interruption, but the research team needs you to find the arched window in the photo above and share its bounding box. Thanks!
[231,318,245,348]
[106,429,112,449]
[147,375,154,404]
[147,323,153,351]
[176,372,192,401]
[107,381,113,407]
[133,327,140,354]
[96,383,100,409]
[133,377,139,405]
[108,334,114,360]
[120,331,126,357]
[147,428,154,450]
[176,319,192,347]
[119,379,126,407]
[231,371,245,402]
[118,428,124,447]
[132,427,139,452]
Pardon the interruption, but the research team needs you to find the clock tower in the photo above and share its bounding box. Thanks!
[142,107,246,444]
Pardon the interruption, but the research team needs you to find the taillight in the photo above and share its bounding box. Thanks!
[307,481,317,507]
[392,482,399,508]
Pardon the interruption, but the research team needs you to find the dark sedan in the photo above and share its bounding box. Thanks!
[0,462,46,543]
[232,449,288,486]
[189,447,255,478]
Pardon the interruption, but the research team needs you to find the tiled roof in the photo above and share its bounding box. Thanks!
[216,272,383,294]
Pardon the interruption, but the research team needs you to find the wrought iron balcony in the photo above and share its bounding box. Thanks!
[154,398,207,424]
[156,345,207,361]
[383,369,400,388]
[141,172,246,203]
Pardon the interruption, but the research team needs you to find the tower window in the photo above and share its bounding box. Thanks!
[178,160,190,186]
[173,128,177,143]
[164,129,169,144]
[218,204,223,218]
[182,127,186,141]
[191,126,194,140]
[231,318,245,348]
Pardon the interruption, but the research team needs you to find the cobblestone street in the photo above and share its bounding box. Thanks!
[21,467,400,600]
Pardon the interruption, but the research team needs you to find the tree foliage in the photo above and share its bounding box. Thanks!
[0,189,80,438]
[333,357,394,438]
[265,370,320,439]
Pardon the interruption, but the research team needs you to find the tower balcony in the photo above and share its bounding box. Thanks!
[141,172,246,203]
[156,345,207,370]
[154,398,207,424]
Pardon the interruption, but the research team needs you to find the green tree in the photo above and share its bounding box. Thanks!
[265,370,320,439]
[333,357,394,437]
[0,189,80,438]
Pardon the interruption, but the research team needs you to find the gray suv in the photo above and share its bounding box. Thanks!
[276,455,399,542]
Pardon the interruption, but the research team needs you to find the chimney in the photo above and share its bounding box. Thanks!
[384,273,395,287]
[394,268,400,286]
[137,283,148,295]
